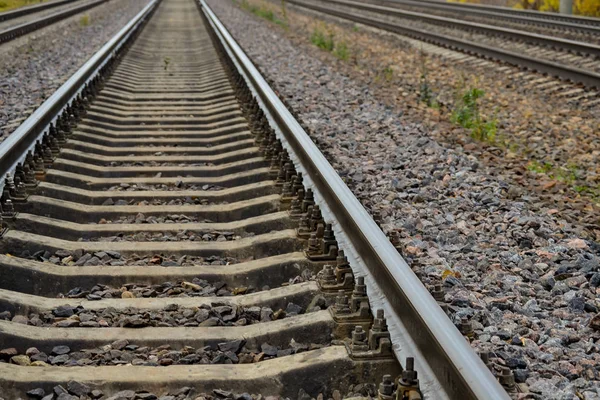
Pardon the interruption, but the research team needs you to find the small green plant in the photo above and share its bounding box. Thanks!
[333,41,350,61]
[241,0,287,27]
[311,27,334,51]
[352,24,359,32]
[527,160,550,173]
[281,0,287,23]
[527,161,581,185]
[79,14,90,26]
[163,56,171,71]
[382,66,394,81]
[451,86,496,142]
[418,50,438,108]
[310,26,351,61]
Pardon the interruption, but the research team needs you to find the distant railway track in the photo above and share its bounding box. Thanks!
[0,0,108,44]
[288,0,600,89]
[0,0,514,398]
[369,0,600,45]
[0,0,79,22]
[386,0,600,28]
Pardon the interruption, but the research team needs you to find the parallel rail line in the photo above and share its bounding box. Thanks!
[288,0,600,89]
[379,0,600,37]
[0,0,80,22]
[388,0,600,27]
[326,0,600,56]
[0,0,512,398]
[0,0,108,44]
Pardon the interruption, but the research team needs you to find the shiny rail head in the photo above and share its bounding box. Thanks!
[199,1,511,399]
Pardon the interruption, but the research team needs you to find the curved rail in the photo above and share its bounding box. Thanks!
[0,0,109,44]
[0,0,79,22]
[288,0,600,88]
[201,1,511,399]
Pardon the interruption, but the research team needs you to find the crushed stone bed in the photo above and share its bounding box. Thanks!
[206,1,600,398]
[2,301,318,328]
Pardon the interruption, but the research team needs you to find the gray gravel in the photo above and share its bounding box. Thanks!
[0,0,150,139]
[206,1,600,399]
[4,301,313,327]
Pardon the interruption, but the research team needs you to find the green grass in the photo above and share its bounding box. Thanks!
[527,160,553,174]
[310,27,334,51]
[382,66,393,81]
[0,0,44,12]
[241,0,287,27]
[450,87,497,143]
[310,26,353,62]
[333,41,349,61]
[527,160,582,186]
[79,14,90,26]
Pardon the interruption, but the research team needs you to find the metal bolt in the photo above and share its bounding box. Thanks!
[479,351,493,372]
[351,326,368,351]
[307,233,320,254]
[400,357,418,386]
[353,276,367,297]
[378,374,394,397]
[431,284,445,302]
[291,173,303,195]
[372,309,387,332]
[14,177,26,197]
[323,223,335,241]
[320,264,336,285]
[3,199,14,216]
[459,317,473,337]
[336,249,349,269]
[335,290,350,314]
[298,215,310,231]
[281,181,293,197]
[498,367,515,390]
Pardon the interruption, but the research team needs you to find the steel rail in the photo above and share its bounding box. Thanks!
[379,0,600,35]
[0,0,109,44]
[288,0,600,88]
[199,1,511,399]
[322,0,600,57]
[391,0,600,27]
[367,0,600,38]
[0,0,159,195]
[0,0,80,22]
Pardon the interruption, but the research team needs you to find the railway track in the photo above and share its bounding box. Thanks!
[0,0,80,22]
[0,0,513,398]
[375,0,600,42]
[0,0,108,44]
[286,0,600,90]
[387,0,600,28]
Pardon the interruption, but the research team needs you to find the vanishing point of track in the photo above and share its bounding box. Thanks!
[0,0,514,399]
